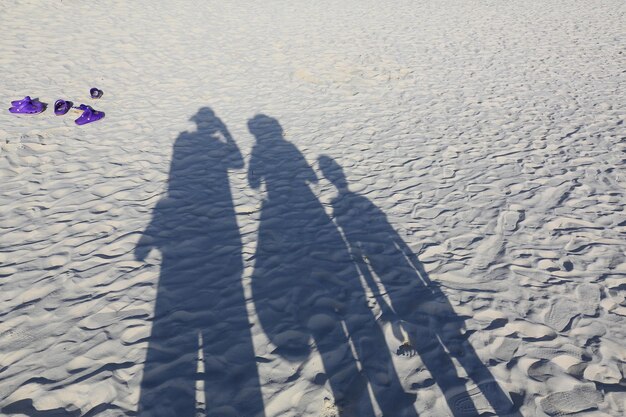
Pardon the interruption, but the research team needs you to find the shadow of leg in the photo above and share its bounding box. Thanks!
[138,318,197,417]
[452,339,522,417]
[312,317,378,417]
[345,303,419,417]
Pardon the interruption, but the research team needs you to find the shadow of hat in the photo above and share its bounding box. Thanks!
[190,107,216,123]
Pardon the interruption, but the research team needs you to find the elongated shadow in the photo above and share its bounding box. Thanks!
[135,107,265,417]
[319,155,523,417]
[248,115,418,417]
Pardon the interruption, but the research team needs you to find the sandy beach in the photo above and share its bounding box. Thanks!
[1,1,625,416]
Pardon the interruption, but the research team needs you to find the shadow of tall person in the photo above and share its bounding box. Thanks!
[135,107,265,417]
[319,155,522,417]
[248,115,417,417]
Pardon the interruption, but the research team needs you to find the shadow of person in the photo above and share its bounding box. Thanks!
[319,155,523,417]
[248,115,418,417]
[135,107,265,417]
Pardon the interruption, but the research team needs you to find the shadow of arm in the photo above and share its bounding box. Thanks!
[135,227,155,261]
[135,202,165,261]
[248,148,263,189]
[220,122,244,170]
[391,235,434,288]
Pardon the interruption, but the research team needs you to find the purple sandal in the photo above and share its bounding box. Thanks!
[90,88,103,99]
[9,96,45,114]
[75,104,105,125]
[11,96,32,107]
[54,99,72,116]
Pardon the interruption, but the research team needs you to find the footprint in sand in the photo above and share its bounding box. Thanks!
[527,359,561,382]
[448,381,515,417]
[576,283,601,316]
[494,337,521,362]
[527,344,588,361]
[544,298,578,332]
[540,384,603,416]
[0,328,37,350]
[583,363,622,384]
[500,210,523,232]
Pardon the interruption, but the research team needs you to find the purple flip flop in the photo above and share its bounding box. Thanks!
[90,88,103,99]
[9,96,45,114]
[75,104,105,125]
[54,99,72,116]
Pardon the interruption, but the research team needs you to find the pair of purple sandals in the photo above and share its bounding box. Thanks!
[9,88,105,125]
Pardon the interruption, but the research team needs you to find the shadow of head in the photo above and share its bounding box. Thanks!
[248,114,283,141]
[319,155,348,191]
[190,107,221,132]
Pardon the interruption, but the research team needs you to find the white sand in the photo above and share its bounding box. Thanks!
[1,1,625,416]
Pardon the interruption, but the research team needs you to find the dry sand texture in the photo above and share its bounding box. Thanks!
[1,1,625,416]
